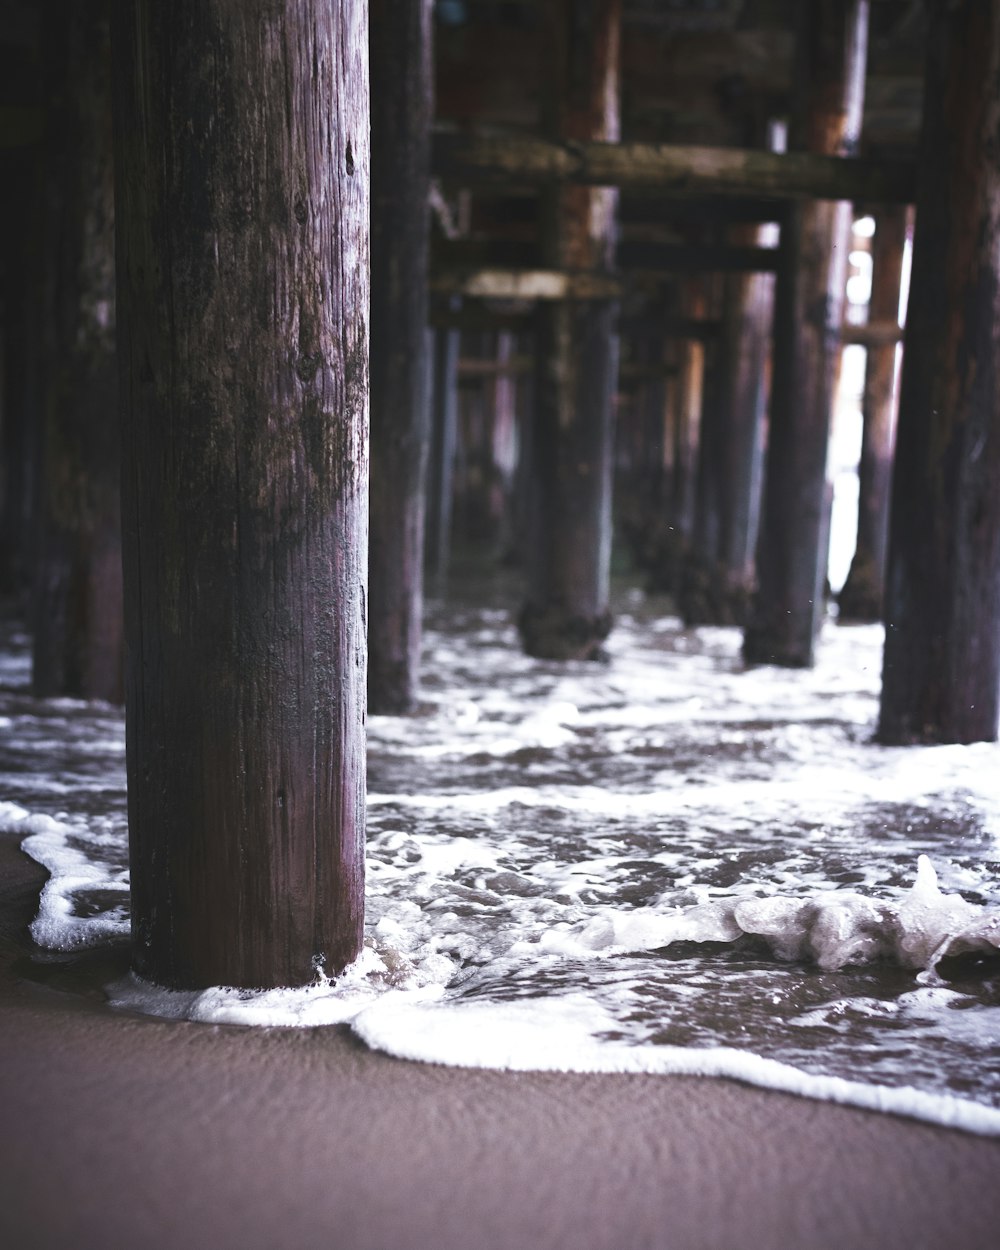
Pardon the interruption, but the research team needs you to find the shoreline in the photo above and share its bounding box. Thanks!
[3,830,1000,1249]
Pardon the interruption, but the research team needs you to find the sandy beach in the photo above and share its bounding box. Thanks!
[2,830,999,1250]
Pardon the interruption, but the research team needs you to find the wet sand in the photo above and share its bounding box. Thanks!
[2,830,999,1250]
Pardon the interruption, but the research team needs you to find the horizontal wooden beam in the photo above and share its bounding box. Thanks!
[433,132,916,204]
[431,267,622,300]
[429,304,531,332]
[457,355,531,377]
[840,318,904,346]
[619,361,681,381]
[456,356,686,381]
[620,195,786,226]
[618,240,779,273]
[434,236,779,281]
[659,317,721,341]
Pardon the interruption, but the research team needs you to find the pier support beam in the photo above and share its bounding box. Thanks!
[425,305,460,588]
[112,0,369,987]
[368,0,433,712]
[681,237,772,626]
[0,148,39,599]
[878,0,1000,745]
[520,0,621,660]
[837,205,907,621]
[719,232,773,599]
[32,3,122,701]
[744,1,869,666]
[682,271,728,621]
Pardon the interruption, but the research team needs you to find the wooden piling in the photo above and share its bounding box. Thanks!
[682,225,773,625]
[683,270,728,620]
[744,1,869,667]
[520,0,621,660]
[32,3,122,702]
[837,204,906,621]
[111,0,369,987]
[615,303,670,579]
[368,0,434,712]
[878,0,1000,745]
[719,228,773,593]
[0,148,40,598]
[425,302,460,587]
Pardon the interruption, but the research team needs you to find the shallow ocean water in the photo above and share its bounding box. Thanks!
[3,579,1000,1135]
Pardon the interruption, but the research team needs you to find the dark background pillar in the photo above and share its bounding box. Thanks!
[32,1,122,701]
[519,0,621,660]
[838,203,906,621]
[744,0,869,666]
[368,0,434,712]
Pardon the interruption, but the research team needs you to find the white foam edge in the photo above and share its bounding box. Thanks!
[0,801,127,950]
[104,947,437,1028]
[349,991,1000,1138]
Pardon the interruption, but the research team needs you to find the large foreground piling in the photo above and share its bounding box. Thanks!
[32,3,122,702]
[744,0,869,666]
[112,0,369,987]
[368,0,433,712]
[519,0,621,660]
[879,0,1000,745]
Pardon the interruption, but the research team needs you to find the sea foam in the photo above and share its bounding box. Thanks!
[6,600,1000,1136]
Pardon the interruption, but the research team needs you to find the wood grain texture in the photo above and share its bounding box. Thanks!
[112,0,369,986]
[879,0,1000,744]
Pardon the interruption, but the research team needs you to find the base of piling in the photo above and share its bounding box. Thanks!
[518,602,612,661]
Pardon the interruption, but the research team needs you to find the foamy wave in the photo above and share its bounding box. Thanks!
[519,856,1000,976]
[7,603,1000,1137]
[350,992,1000,1137]
[0,801,130,950]
[104,947,432,1027]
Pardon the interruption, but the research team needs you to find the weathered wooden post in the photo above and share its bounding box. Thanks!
[616,306,670,578]
[717,225,774,604]
[744,0,869,666]
[425,301,460,587]
[657,280,707,596]
[519,0,621,660]
[0,148,40,599]
[838,204,906,620]
[878,0,1000,745]
[112,0,369,988]
[368,0,433,712]
[685,269,725,617]
[491,329,520,558]
[682,245,772,626]
[32,2,122,701]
